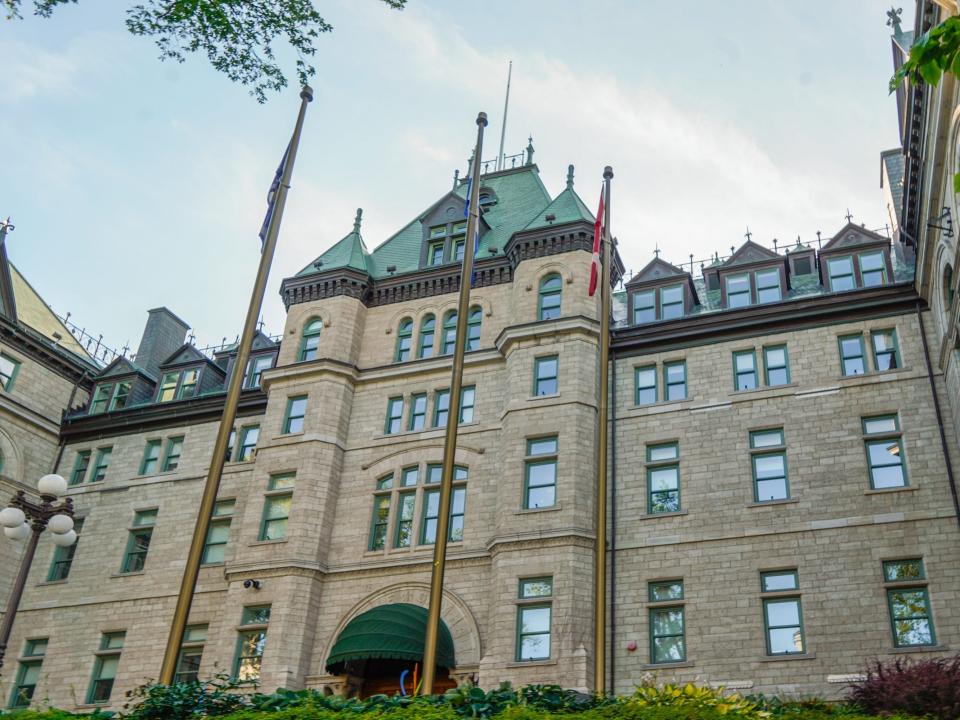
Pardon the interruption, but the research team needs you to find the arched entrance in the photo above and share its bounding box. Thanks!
[324,603,456,697]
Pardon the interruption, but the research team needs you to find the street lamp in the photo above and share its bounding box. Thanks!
[0,474,75,672]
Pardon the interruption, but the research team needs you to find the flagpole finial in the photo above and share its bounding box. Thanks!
[566,165,575,189]
[353,208,363,233]
[300,85,314,102]
[604,166,614,179]
[476,112,488,127]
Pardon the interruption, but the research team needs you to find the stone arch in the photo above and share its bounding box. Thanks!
[319,582,483,672]
[0,426,21,482]
[384,306,422,335]
[361,443,485,473]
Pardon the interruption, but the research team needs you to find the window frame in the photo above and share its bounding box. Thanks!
[139,440,161,475]
[862,415,907,489]
[632,290,656,324]
[859,251,887,287]
[441,311,458,355]
[201,499,235,565]
[282,395,308,434]
[523,436,558,510]
[648,579,686,664]
[161,436,184,473]
[395,318,414,362]
[384,396,403,435]
[236,425,259,462]
[418,315,436,358]
[533,355,559,397]
[174,624,208,684]
[827,255,856,291]
[663,360,687,401]
[646,443,680,515]
[459,386,475,424]
[298,318,322,362]
[733,350,758,391]
[90,447,112,482]
[726,273,752,308]
[538,274,562,321]
[0,352,20,391]
[86,632,125,705]
[762,345,791,386]
[70,450,92,486]
[635,365,657,405]
[871,328,901,372]
[755,268,782,304]
[838,333,867,376]
[408,393,427,431]
[433,389,450,428]
[516,577,553,662]
[120,509,157,574]
[48,517,83,581]
[762,596,806,656]
[259,474,295,541]
[660,284,685,320]
[466,306,482,351]
[750,429,789,502]
[233,606,270,681]
[244,355,273,389]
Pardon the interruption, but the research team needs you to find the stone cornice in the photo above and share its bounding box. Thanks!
[0,316,97,385]
[495,315,599,355]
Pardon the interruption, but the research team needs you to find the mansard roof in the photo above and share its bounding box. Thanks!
[821,222,889,253]
[722,239,783,268]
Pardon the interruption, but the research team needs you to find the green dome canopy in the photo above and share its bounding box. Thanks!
[325,603,456,673]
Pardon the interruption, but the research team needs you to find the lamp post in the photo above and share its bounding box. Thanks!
[0,474,75,672]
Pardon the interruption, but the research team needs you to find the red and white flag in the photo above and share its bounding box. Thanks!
[588,188,605,296]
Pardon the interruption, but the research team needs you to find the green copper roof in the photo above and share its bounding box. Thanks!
[325,603,455,672]
[298,166,556,281]
[523,185,595,231]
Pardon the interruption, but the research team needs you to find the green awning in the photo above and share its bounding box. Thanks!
[325,603,455,672]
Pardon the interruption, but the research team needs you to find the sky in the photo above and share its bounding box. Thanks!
[0,0,907,356]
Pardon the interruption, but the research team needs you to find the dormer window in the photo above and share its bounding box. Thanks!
[726,274,751,308]
[826,257,855,291]
[89,381,131,414]
[860,252,886,287]
[633,285,685,324]
[244,355,274,389]
[819,225,892,292]
[661,285,684,319]
[633,291,655,323]
[478,190,497,207]
[756,269,781,303]
[792,255,813,275]
[157,368,201,402]
[426,221,468,267]
[626,258,698,325]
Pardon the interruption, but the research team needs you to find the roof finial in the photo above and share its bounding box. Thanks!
[773,237,779,253]
[452,169,459,190]
[796,235,801,247]
[525,135,534,166]
[353,208,363,233]
[566,164,574,189]
[845,208,853,223]
[744,226,752,243]
[886,7,903,38]
[654,244,660,258]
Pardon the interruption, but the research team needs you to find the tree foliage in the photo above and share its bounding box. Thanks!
[890,15,960,92]
[3,0,406,102]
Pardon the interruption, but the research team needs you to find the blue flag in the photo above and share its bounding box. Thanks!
[259,143,290,249]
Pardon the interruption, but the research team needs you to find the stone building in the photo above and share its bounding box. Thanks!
[3,11,960,703]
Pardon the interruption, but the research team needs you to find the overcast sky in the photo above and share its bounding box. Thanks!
[1,1,906,354]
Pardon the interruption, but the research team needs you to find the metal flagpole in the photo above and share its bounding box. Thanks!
[158,86,314,684]
[594,166,613,694]
[496,61,512,171]
[421,111,487,694]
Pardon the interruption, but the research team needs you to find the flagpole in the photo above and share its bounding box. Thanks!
[158,86,313,685]
[594,165,613,694]
[422,111,487,695]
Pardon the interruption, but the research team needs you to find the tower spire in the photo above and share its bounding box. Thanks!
[353,208,363,233]
[566,164,574,189]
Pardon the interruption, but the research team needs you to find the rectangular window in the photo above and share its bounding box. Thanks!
[663,361,686,401]
[48,517,83,581]
[633,291,655,324]
[110,382,131,411]
[459,386,475,424]
[517,577,552,661]
[660,285,684,320]
[839,334,866,376]
[121,509,157,573]
[872,329,900,371]
[755,268,781,303]
[429,242,445,266]
[763,345,790,386]
[385,397,403,434]
[763,589,805,655]
[235,606,270,681]
[70,450,91,485]
[635,365,657,405]
[761,569,799,592]
[394,491,416,548]
[534,356,558,396]
[140,440,161,475]
[421,486,466,544]
[750,429,788,502]
[158,372,179,402]
[174,624,208,684]
[369,494,391,550]
[237,425,259,461]
[828,256,856,291]
[884,559,936,647]
[0,352,20,391]
[282,395,308,434]
[161,437,184,472]
[201,499,235,564]
[87,633,124,704]
[244,355,273,389]
[524,436,558,509]
[733,350,758,391]
[433,389,450,428]
[406,393,427,431]
[90,447,112,482]
[259,474,294,541]
[649,580,685,664]
[177,368,200,399]
[860,251,886,287]
[454,238,465,262]
[8,638,46,709]
[863,415,907,489]
[90,384,112,414]
[646,443,680,514]
[726,273,751,308]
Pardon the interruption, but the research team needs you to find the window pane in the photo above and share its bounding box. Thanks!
[520,606,551,633]
[528,438,557,455]
[649,467,678,491]
[519,633,551,661]
[762,571,798,592]
[766,599,800,626]
[864,416,898,434]
[651,608,684,636]
[633,292,655,323]
[648,444,678,461]
[751,430,783,448]
[527,461,556,487]
[756,477,788,502]
[526,485,556,509]
[768,626,804,654]
[520,579,553,598]
[860,252,883,271]
[649,581,683,601]
[884,560,924,581]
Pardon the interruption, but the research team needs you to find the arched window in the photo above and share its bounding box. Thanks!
[944,263,955,314]
[418,314,435,359]
[441,311,458,355]
[538,274,562,321]
[395,318,413,362]
[466,306,482,351]
[299,318,322,362]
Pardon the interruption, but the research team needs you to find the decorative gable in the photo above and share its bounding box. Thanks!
[159,344,209,369]
[821,222,889,252]
[626,257,688,287]
[723,240,781,268]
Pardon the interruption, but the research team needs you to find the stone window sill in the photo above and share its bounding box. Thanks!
[110,571,145,578]
[730,383,798,398]
[746,498,798,508]
[516,504,562,515]
[640,661,694,670]
[839,368,911,382]
[864,486,917,495]
[888,644,950,654]
[37,579,68,586]
[638,510,688,521]
[248,539,288,547]
[505,659,557,668]
[528,393,561,401]
[759,653,815,662]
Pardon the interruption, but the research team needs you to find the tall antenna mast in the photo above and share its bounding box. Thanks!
[497,60,512,171]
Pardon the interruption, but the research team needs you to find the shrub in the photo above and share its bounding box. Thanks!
[847,656,960,720]
[122,674,254,719]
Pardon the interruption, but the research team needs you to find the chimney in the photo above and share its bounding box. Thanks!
[134,307,189,379]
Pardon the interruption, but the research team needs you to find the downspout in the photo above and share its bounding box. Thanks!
[609,347,617,694]
[53,370,89,475]
[916,303,960,528]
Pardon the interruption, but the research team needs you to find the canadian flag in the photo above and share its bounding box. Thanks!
[588,189,605,296]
